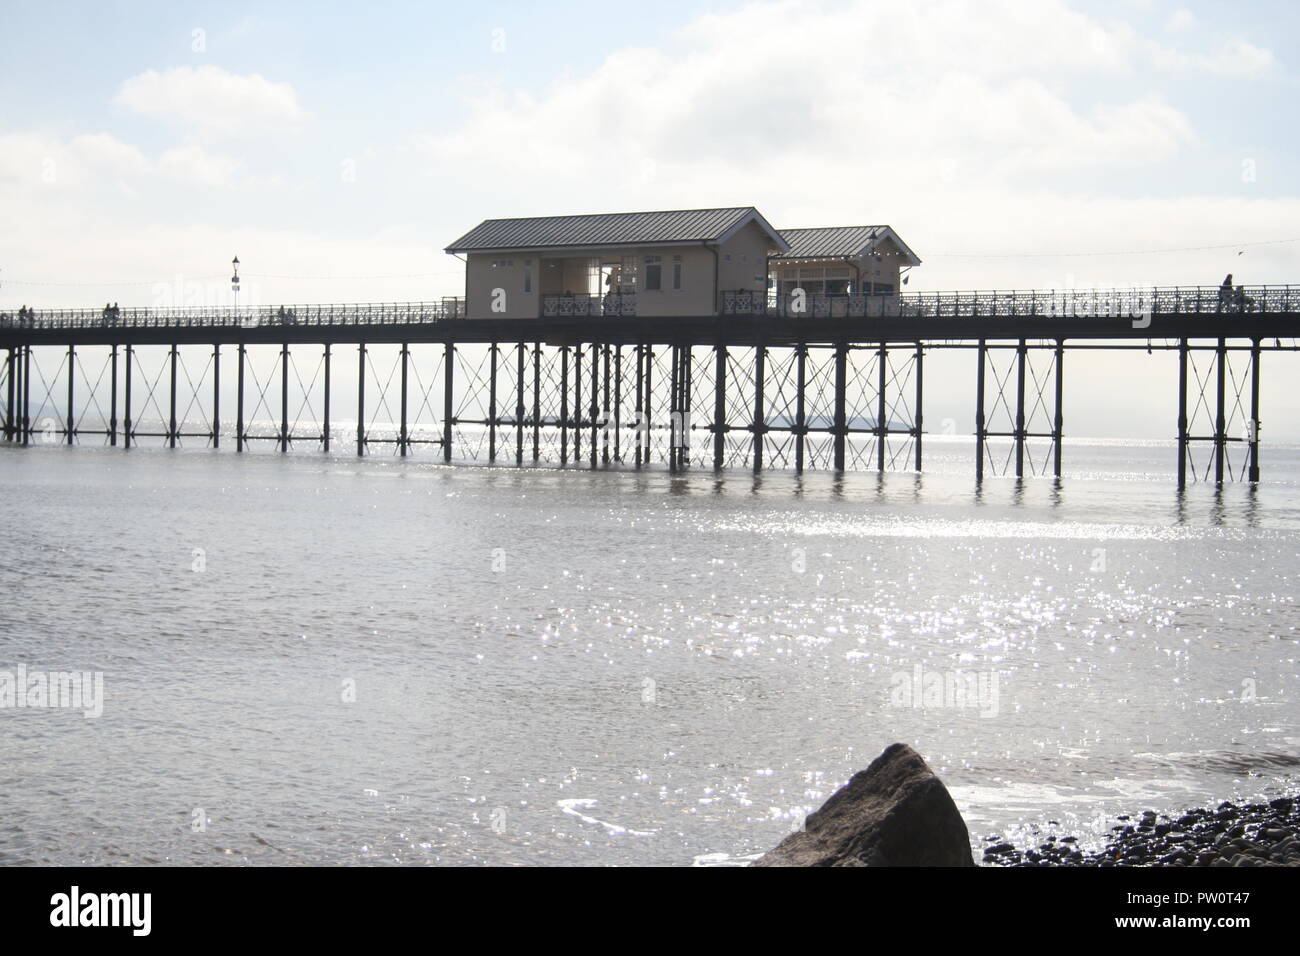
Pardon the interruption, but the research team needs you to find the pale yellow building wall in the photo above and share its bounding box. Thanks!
[630,244,717,317]
[770,235,910,292]
[461,220,784,318]
[537,258,594,296]
[859,235,906,290]
[465,253,540,319]
[716,220,776,298]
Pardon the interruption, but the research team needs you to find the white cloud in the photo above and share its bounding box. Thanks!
[0,130,240,191]
[4,1,1291,302]
[1165,8,1197,32]
[417,0,1196,213]
[157,146,240,186]
[403,0,1298,303]
[114,65,306,140]
[0,131,149,187]
[1151,37,1275,76]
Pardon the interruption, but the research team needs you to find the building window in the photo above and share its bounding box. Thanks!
[524,268,532,293]
[491,258,514,268]
[644,255,662,291]
[617,256,639,292]
[672,256,682,290]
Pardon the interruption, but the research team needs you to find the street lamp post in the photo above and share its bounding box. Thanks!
[231,256,241,314]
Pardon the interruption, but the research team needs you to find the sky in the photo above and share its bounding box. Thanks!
[1,0,1297,438]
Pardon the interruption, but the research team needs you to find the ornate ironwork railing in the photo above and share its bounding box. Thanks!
[540,292,637,317]
[723,286,1300,319]
[0,298,467,331]
[3,286,1297,331]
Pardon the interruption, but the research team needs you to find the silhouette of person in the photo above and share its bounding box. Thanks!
[1218,274,1233,311]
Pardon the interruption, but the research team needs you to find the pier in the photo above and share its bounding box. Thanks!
[2,285,1298,487]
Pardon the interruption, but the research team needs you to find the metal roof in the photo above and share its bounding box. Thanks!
[446,207,788,253]
[774,225,921,265]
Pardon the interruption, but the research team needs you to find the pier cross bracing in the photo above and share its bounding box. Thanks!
[3,207,1298,485]
[2,288,1298,487]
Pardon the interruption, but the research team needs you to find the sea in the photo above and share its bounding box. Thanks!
[1,432,1297,865]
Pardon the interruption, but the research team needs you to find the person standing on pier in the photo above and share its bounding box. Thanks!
[1218,274,1234,311]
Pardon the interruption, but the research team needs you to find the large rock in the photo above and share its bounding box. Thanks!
[753,743,975,866]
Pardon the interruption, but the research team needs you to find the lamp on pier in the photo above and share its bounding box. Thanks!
[231,256,241,311]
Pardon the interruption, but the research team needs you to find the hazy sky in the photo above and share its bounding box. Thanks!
[2,0,1297,439]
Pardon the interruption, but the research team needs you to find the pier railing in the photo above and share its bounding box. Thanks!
[2,286,1298,331]
[724,285,1300,318]
[0,298,467,331]
[540,292,637,317]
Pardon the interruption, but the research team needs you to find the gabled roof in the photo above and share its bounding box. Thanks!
[774,225,921,266]
[446,207,791,254]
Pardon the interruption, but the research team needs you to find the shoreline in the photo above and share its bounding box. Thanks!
[980,794,1300,867]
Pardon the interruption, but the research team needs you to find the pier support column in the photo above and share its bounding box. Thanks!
[601,344,611,465]
[1177,339,1188,488]
[1014,339,1027,479]
[713,345,726,469]
[109,345,118,447]
[682,344,692,469]
[1249,339,1261,483]
[8,346,16,442]
[6,347,17,443]
[1214,338,1227,485]
[752,344,766,473]
[795,344,807,474]
[574,345,583,464]
[443,341,454,463]
[672,345,681,471]
[877,342,887,471]
[532,342,541,462]
[560,345,570,465]
[236,343,245,453]
[4,347,14,442]
[833,343,847,471]
[516,342,525,466]
[614,345,623,464]
[589,341,599,469]
[356,343,365,457]
[123,344,133,449]
[280,343,289,453]
[212,344,220,449]
[914,343,924,472]
[975,340,987,482]
[169,343,178,448]
[644,346,653,466]
[66,344,75,445]
[488,342,497,463]
[322,344,331,452]
[634,345,645,468]
[668,344,680,472]
[399,342,410,457]
[1052,341,1064,478]
[20,345,30,446]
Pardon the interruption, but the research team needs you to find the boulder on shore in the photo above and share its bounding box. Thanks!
[753,743,975,867]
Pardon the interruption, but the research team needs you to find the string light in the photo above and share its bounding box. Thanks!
[927,237,1300,259]
[2,269,464,288]
[4,236,1296,289]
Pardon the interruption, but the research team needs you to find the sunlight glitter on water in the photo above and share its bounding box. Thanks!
[0,442,1297,865]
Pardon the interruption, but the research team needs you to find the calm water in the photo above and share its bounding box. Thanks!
[1,438,1298,866]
